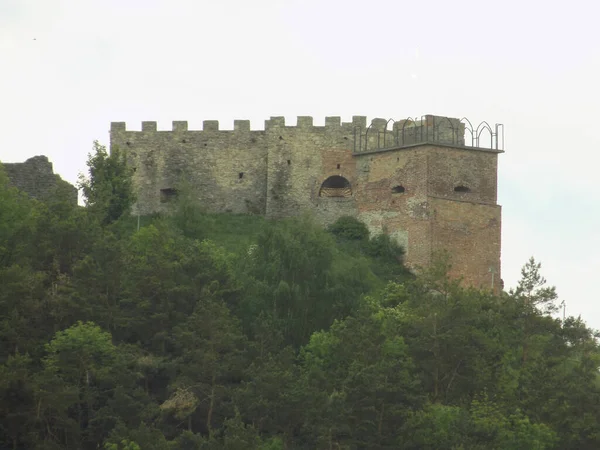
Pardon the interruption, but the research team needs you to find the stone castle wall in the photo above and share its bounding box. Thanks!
[110,114,502,290]
[2,156,78,205]
[110,121,269,216]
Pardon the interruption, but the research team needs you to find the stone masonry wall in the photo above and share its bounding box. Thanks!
[3,156,78,205]
[263,116,361,222]
[111,121,268,216]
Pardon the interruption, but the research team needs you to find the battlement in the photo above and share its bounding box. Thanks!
[110,116,376,133]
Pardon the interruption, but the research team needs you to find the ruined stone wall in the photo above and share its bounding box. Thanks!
[2,156,77,204]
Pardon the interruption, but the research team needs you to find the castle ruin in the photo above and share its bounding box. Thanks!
[2,155,78,205]
[110,114,503,290]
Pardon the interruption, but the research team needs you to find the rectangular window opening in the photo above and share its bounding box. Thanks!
[160,188,178,203]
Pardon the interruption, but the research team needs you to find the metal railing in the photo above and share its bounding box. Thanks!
[353,116,504,153]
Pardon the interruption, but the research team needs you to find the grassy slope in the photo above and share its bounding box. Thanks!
[128,211,412,289]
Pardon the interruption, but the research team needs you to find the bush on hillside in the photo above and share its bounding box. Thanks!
[327,216,370,241]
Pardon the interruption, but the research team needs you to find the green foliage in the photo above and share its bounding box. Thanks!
[512,257,558,314]
[43,321,116,380]
[169,181,267,251]
[240,215,373,347]
[295,301,425,448]
[0,163,40,268]
[104,424,169,450]
[328,215,410,283]
[0,171,598,449]
[221,411,262,449]
[363,232,403,259]
[169,179,211,240]
[78,141,135,225]
[401,403,469,449]
[469,395,557,449]
[104,439,141,450]
[327,215,370,241]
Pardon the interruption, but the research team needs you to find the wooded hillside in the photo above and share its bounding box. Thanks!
[0,143,598,449]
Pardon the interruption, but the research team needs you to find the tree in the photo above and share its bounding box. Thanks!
[396,258,503,405]
[297,299,424,448]
[235,346,299,441]
[0,163,39,268]
[78,141,135,225]
[468,394,557,449]
[241,216,373,348]
[164,295,246,436]
[33,322,117,449]
[511,258,558,365]
[400,403,469,449]
[513,257,558,315]
[0,353,34,450]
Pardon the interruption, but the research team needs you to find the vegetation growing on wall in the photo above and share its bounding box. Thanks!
[0,143,598,449]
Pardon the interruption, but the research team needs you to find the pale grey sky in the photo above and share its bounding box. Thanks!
[1,0,599,329]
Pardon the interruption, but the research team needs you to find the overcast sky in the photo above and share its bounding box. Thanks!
[1,0,599,329]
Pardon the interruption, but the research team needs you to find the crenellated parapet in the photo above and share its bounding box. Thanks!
[110,115,376,134]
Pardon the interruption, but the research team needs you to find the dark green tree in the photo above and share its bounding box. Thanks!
[164,295,246,437]
[78,141,135,226]
[33,322,117,449]
[241,216,373,348]
[297,299,424,449]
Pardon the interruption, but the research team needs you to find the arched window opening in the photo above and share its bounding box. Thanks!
[319,176,352,198]
[454,185,471,193]
[392,185,405,194]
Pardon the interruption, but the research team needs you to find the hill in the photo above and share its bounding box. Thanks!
[0,147,598,449]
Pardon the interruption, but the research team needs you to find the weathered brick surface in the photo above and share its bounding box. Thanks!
[354,148,431,268]
[429,197,501,291]
[110,115,503,289]
[2,156,77,205]
[427,146,498,204]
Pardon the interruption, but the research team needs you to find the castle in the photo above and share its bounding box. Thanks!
[110,114,503,290]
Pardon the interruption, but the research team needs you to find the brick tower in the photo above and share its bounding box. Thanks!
[351,116,502,291]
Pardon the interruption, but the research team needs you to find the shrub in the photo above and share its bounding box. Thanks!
[327,216,369,241]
